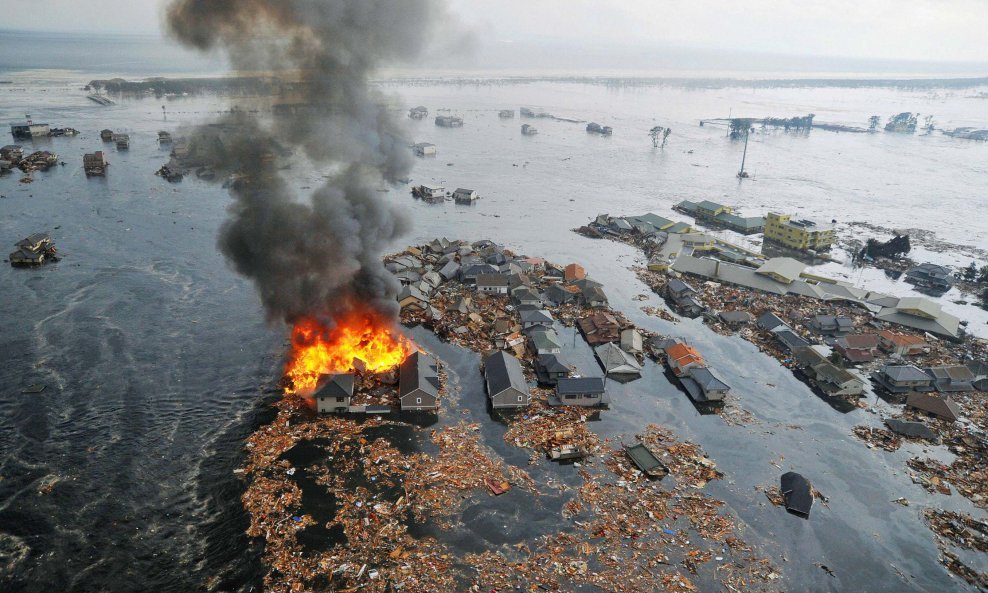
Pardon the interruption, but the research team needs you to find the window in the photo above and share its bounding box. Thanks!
[416,398,422,404]
[517,395,523,402]
[337,397,345,403]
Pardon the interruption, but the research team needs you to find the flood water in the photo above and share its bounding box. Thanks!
[1,60,987,593]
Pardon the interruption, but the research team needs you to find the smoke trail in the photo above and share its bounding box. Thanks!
[165,0,445,323]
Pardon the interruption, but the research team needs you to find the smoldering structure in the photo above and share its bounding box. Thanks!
[165,0,444,324]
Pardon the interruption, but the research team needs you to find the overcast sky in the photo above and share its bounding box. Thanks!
[3,0,986,65]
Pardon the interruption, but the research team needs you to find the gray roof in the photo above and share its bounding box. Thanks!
[688,367,730,392]
[756,258,806,283]
[884,418,938,440]
[757,312,787,331]
[666,278,695,296]
[556,377,606,395]
[484,351,528,397]
[399,352,439,398]
[397,285,428,303]
[476,273,510,287]
[881,365,932,383]
[520,309,554,324]
[537,354,570,374]
[774,329,811,352]
[875,308,960,338]
[438,260,460,280]
[926,365,975,382]
[529,329,562,351]
[719,311,754,324]
[595,342,642,374]
[314,374,354,399]
[812,362,862,387]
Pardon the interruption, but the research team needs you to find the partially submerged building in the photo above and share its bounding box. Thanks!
[679,367,730,402]
[906,392,961,422]
[484,351,530,408]
[314,374,354,414]
[552,377,607,407]
[674,200,766,234]
[871,364,934,394]
[9,233,57,267]
[435,115,463,128]
[10,122,50,139]
[665,342,704,377]
[904,263,953,292]
[399,352,440,410]
[878,331,927,356]
[535,354,570,385]
[595,342,642,376]
[764,212,835,252]
[453,188,478,204]
[925,365,976,393]
[83,151,108,176]
[413,142,437,157]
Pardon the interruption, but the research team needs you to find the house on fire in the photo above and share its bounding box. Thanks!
[315,374,355,414]
[399,352,440,411]
[484,350,531,408]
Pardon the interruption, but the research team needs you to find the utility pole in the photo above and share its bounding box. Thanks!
[737,129,749,179]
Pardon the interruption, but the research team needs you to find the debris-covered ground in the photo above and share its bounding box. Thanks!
[239,395,783,593]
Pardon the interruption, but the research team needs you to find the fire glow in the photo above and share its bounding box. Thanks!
[283,306,414,394]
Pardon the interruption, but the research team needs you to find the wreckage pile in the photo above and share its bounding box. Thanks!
[851,426,902,452]
[924,509,988,587]
[17,150,59,173]
[503,388,602,463]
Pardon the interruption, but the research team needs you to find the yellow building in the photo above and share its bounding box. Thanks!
[764,212,835,251]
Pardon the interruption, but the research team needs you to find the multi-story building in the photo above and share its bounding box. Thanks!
[764,212,835,252]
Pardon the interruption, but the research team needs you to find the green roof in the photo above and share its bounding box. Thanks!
[666,222,693,234]
[696,200,725,211]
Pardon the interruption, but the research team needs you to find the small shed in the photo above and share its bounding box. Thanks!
[620,328,643,355]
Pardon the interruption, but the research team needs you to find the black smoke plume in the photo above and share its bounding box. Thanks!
[165,0,445,323]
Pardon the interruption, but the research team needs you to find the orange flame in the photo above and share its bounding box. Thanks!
[283,306,414,394]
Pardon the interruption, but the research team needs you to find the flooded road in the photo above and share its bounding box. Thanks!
[1,72,986,591]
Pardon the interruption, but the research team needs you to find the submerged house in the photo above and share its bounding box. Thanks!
[535,353,570,385]
[904,263,953,292]
[552,377,607,407]
[679,367,730,403]
[807,362,866,397]
[834,334,880,364]
[878,331,927,356]
[595,342,642,376]
[435,115,464,128]
[925,365,976,393]
[871,364,934,394]
[484,351,531,408]
[413,142,437,157]
[665,342,704,377]
[453,188,479,204]
[805,315,854,337]
[906,392,961,422]
[399,352,440,411]
[314,374,354,414]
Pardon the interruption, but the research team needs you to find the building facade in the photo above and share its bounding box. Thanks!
[764,212,835,252]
